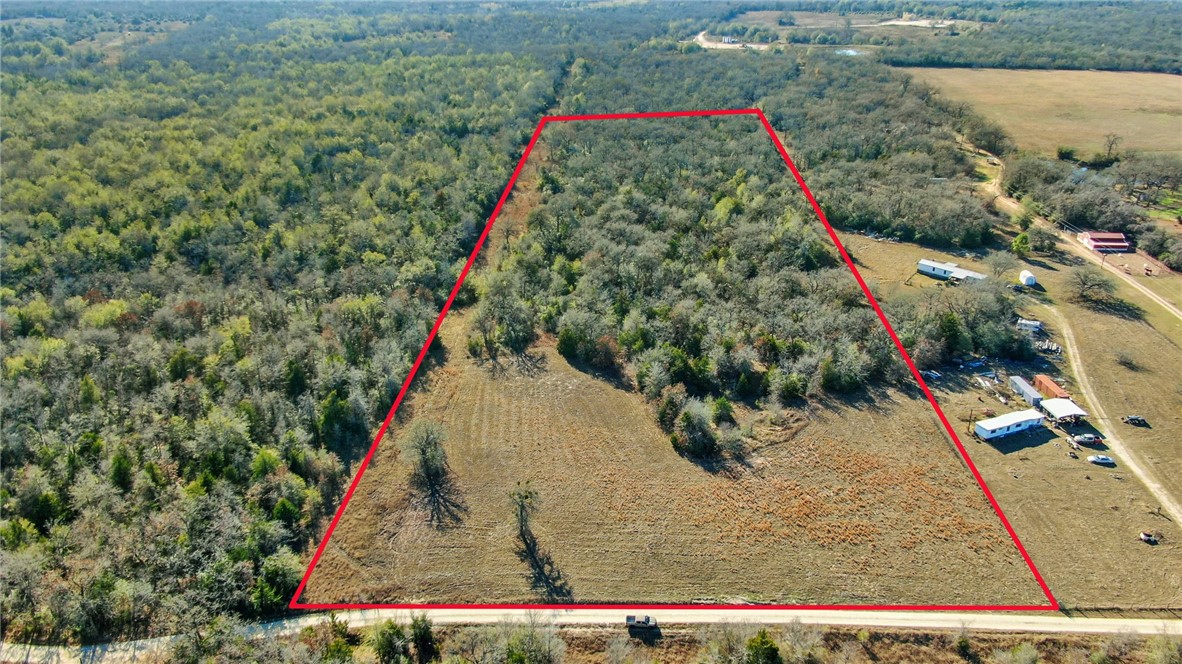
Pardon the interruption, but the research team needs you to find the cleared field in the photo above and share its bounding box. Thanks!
[303,307,1047,606]
[842,232,1182,607]
[903,68,1182,157]
[68,22,189,64]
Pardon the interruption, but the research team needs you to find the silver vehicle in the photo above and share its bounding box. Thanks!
[626,615,657,629]
[1087,455,1115,466]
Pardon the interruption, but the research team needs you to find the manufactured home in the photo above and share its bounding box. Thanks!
[1016,318,1043,334]
[974,409,1046,440]
[916,259,986,283]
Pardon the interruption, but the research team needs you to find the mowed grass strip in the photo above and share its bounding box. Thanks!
[902,68,1182,158]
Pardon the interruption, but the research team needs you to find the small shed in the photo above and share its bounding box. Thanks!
[1033,374,1069,399]
[1040,398,1087,423]
[974,409,1045,440]
[1018,270,1037,286]
[1008,376,1042,406]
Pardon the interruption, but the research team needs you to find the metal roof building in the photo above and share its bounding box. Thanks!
[1009,376,1042,406]
[1040,398,1088,422]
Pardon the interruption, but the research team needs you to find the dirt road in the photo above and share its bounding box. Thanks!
[5,609,1181,663]
[973,149,1182,524]
[981,158,1182,322]
[1040,306,1182,525]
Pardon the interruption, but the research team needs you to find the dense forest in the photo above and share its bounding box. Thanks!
[0,0,1164,652]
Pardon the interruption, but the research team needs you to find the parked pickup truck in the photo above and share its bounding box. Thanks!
[626,615,657,629]
[1071,433,1104,444]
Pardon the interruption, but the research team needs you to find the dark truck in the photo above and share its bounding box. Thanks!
[626,615,657,629]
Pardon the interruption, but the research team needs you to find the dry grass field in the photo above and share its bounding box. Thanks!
[841,231,1182,608]
[299,141,1048,607]
[903,68,1182,157]
[303,309,1045,606]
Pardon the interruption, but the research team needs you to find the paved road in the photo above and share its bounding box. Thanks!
[1041,306,1182,525]
[5,609,1182,663]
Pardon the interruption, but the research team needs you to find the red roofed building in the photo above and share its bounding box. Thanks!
[1077,231,1131,252]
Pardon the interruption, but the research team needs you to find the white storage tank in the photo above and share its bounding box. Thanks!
[1018,270,1037,286]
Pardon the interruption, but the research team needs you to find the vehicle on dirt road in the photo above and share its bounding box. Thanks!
[1087,455,1116,466]
[626,615,658,629]
[1071,433,1104,444]
[1122,415,1149,426]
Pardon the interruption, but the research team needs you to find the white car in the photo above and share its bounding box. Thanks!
[1087,455,1115,466]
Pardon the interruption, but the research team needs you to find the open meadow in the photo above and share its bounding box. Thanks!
[902,68,1182,158]
[841,231,1182,608]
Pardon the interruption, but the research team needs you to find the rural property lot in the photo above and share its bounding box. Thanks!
[298,115,1050,608]
[841,232,1182,608]
[903,68,1182,158]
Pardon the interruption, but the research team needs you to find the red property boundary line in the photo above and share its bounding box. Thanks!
[291,108,1059,612]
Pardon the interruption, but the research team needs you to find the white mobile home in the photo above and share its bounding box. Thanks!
[1016,318,1043,334]
[974,409,1045,440]
[917,259,986,283]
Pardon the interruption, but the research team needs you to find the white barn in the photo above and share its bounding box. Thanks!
[917,259,986,283]
[974,409,1045,440]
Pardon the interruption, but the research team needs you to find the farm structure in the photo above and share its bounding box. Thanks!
[974,409,1046,440]
[1032,374,1069,399]
[1009,376,1043,406]
[1040,398,1088,424]
[917,259,986,283]
[1077,232,1131,253]
[1018,270,1037,286]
